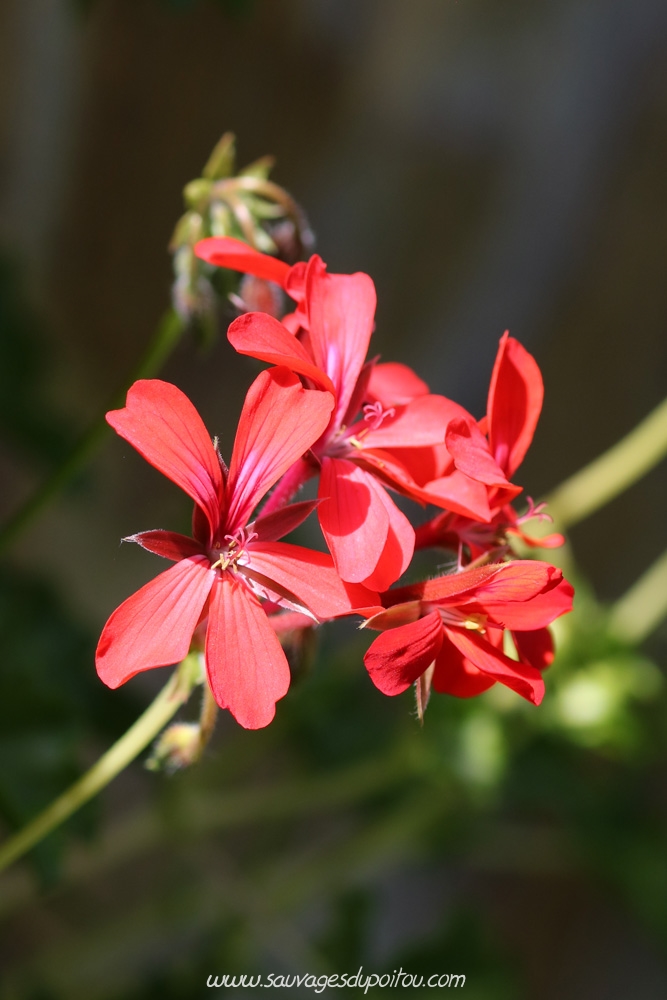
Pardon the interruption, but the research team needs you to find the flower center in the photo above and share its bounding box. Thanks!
[430,606,488,633]
[325,402,397,457]
[211,527,257,572]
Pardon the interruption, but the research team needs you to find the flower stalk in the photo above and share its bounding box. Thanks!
[547,395,667,530]
[609,546,667,645]
[0,655,200,875]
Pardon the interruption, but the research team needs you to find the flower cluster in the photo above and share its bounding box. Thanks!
[96,237,573,729]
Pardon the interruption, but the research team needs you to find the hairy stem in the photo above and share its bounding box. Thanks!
[0,309,184,553]
[546,395,667,529]
[0,656,198,875]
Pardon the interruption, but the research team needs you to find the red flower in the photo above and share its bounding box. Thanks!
[195,239,473,589]
[415,333,564,560]
[363,561,574,706]
[96,369,379,729]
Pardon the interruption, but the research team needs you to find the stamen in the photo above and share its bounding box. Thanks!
[518,496,554,525]
[435,607,487,633]
[211,527,258,571]
[363,401,395,432]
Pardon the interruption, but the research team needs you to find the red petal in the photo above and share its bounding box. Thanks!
[444,627,545,705]
[204,575,291,729]
[431,640,495,698]
[364,612,444,696]
[127,530,204,562]
[107,380,223,543]
[253,499,321,542]
[468,560,552,604]
[96,555,215,688]
[382,443,452,485]
[283,260,308,303]
[245,541,380,619]
[445,417,513,487]
[318,458,389,584]
[417,470,492,521]
[306,259,377,428]
[226,368,333,532]
[483,566,574,632]
[194,236,291,286]
[364,600,424,630]
[361,395,460,449]
[512,628,555,670]
[476,565,574,630]
[228,312,335,394]
[366,362,430,406]
[487,332,544,477]
[385,563,507,606]
[358,486,414,592]
[355,445,491,523]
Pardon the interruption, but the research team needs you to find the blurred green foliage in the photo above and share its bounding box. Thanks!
[0,566,138,884]
[3,590,667,996]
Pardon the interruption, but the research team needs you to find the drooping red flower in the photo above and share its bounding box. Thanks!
[96,369,379,729]
[363,560,573,706]
[195,238,481,589]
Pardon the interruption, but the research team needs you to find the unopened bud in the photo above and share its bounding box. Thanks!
[146,722,203,773]
[229,274,284,318]
[184,179,213,210]
[202,131,236,180]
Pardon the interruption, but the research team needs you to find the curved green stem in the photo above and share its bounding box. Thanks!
[609,547,667,645]
[546,395,667,529]
[0,656,198,875]
[0,309,184,554]
[196,682,219,755]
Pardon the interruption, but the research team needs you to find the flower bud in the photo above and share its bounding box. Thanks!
[145,722,203,773]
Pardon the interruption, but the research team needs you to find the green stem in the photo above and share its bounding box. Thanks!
[196,682,219,757]
[0,656,197,875]
[0,308,184,553]
[608,547,667,645]
[546,395,667,529]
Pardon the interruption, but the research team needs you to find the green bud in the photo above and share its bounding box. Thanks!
[169,210,203,251]
[239,154,275,180]
[202,131,236,180]
[145,722,203,773]
[209,201,235,238]
[183,179,213,210]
